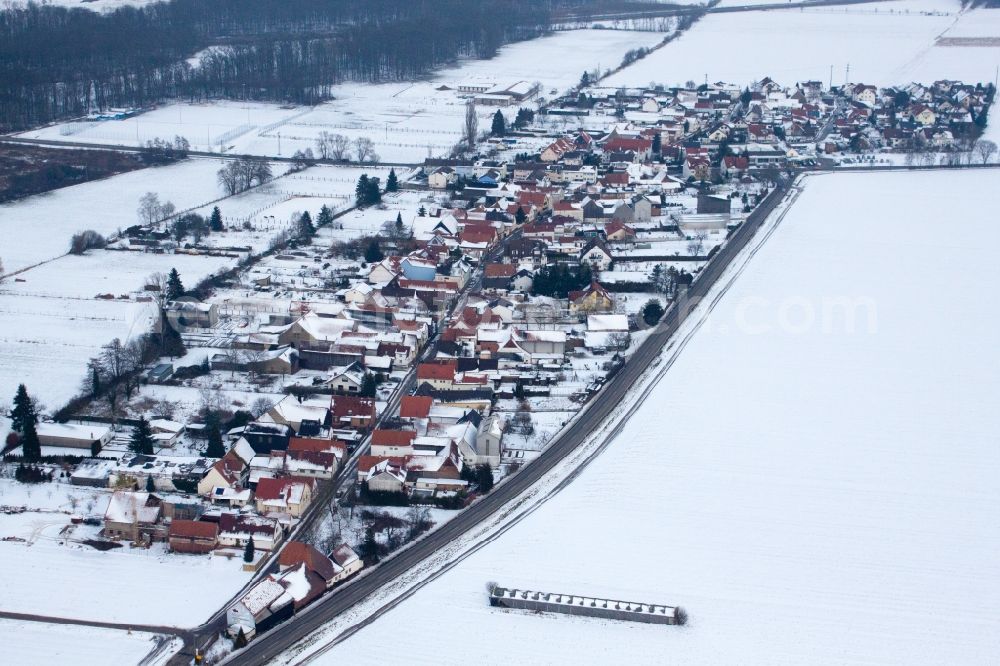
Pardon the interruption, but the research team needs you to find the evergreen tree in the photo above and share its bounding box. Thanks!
[209,206,223,232]
[129,417,155,455]
[515,206,527,225]
[364,238,384,263]
[10,384,36,434]
[243,535,255,563]
[366,178,381,205]
[234,628,248,649]
[160,309,186,358]
[394,213,404,234]
[90,363,102,396]
[386,168,399,192]
[316,204,334,228]
[417,205,427,217]
[204,413,225,458]
[652,132,662,155]
[580,71,590,88]
[20,418,41,463]
[355,175,370,206]
[166,268,184,300]
[360,372,377,397]
[146,475,156,492]
[363,526,379,563]
[642,299,665,326]
[298,211,315,237]
[491,110,506,137]
[475,464,494,493]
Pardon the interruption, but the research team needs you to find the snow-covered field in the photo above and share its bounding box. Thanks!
[281,169,1000,665]
[17,29,665,162]
[0,157,227,274]
[603,1,987,87]
[0,477,252,627]
[0,620,172,666]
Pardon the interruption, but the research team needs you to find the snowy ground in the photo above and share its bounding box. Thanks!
[0,477,252,627]
[0,157,227,275]
[0,619,174,666]
[603,1,980,87]
[268,168,1000,665]
[16,29,665,163]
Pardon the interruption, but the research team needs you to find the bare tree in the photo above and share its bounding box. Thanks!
[217,162,240,195]
[354,137,377,164]
[331,134,351,161]
[463,99,478,148]
[315,130,333,159]
[607,331,631,351]
[250,396,275,417]
[137,192,162,226]
[405,505,432,540]
[0,256,5,283]
[974,139,997,164]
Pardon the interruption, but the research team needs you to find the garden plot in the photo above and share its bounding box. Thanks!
[603,4,956,87]
[17,29,664,163]
[299,168,1000,665]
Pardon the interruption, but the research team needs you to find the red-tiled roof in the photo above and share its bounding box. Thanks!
[400,396,433,419]
[484,263,516,278]
[372,429,417,447]
[417,359,457,381]
[169,519,218,540]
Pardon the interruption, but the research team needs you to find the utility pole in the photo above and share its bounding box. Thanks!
[845,63,850,86]
[829,64,833,90]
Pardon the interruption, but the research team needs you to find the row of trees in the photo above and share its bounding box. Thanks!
[314,132,379,163]
[217,158,273,196]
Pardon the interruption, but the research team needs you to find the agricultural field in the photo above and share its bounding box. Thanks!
[603,0,989,88]
[290,169,1000,665]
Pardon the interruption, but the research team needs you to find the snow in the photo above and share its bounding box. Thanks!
[17,30,665,163]
[603,3,962,87]
[277,168,1000,665]
[0,529,251,626]
[0,620,173,666]
[0,157,228,274]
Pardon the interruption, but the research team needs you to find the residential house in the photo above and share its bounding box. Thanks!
[254,476,316,518]
[568,280,614,314]
[168,519,219,554]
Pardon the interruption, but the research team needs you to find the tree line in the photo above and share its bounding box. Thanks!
[0,0,565,130]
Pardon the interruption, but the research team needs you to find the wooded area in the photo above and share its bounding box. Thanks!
[0,0,647,130]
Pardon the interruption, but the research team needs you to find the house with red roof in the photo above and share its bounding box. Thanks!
[168,519,219,555]
[371,429,417,457]
[329,395,376,431]
[417,359,458,390]
[254,476,316,518]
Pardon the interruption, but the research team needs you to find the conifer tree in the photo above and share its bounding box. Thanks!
[355,175,370,206]
[316,205,334,227]
[204,413,225,458]
[364,238,384,263]
[209,206,223,232]
[244,535,255,563]
[10,384,36,434]
[298,211,315,237]
[386,168,399,192]
[491,110,506,137]
[21,418,41,462]
[129,417,155,455]
[166,268,184,300]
